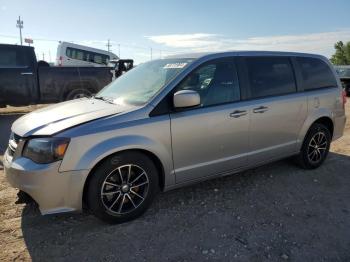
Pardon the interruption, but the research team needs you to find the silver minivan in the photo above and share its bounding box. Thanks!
[4,51,347,223]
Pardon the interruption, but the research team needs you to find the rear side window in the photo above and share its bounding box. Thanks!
[246,57,296,99]
[297,57,337,90]
[0,47,26,67]
[66,47,109,65]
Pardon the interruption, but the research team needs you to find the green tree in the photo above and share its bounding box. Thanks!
[330,41,350,65]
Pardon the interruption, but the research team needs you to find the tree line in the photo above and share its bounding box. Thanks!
[330,41,350,65]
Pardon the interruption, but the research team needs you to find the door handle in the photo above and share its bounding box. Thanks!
[21,72,33,75]
[253,106,269,113]
[230,110,247,118]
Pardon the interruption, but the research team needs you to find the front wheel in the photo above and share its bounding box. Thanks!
[87,152,159,224]
[295,123,331,169]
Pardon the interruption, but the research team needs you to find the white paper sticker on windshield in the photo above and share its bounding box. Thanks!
[163,63,187,69]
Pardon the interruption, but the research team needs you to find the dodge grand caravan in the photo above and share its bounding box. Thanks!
[4,51,346,223]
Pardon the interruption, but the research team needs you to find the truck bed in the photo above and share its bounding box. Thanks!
[38,66,112,103]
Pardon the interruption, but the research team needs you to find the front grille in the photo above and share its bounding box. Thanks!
[8,133,21,157]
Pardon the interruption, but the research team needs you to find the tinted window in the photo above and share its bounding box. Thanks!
[0,47,26,67]
[66,47,71,58]
[246,57,296,98]
[75,50,84,60]
[94,54,103,64]
[176,59,240,107]
[297,57,337,90]
[66,47,109,64]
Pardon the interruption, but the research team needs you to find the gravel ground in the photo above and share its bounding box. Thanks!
[0,103,349,262]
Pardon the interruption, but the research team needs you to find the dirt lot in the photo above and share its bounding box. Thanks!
[0,103,349,262]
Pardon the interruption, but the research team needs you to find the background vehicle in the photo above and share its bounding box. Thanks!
[56,42,118,67]
[4,52,346,224]
[334,65,350,96]
[108,59,134,79]
[0,44,114,107]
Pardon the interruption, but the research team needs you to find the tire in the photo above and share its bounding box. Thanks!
[295,123,331,169]
[87,152,159,224]
[65,88,92,101]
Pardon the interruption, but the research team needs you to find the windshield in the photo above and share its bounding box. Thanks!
[96,58,194,106]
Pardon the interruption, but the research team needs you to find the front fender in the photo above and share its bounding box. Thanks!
[59,134,174,187]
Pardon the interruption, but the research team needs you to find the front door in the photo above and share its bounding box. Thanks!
[170,58,250,184]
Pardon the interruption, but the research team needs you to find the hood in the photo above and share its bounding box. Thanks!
[12,98,135,137]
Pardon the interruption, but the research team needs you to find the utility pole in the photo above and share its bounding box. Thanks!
[16,16,23,45]
[150,48,153,60]
[106,39,112,52]
[118,44,120,58]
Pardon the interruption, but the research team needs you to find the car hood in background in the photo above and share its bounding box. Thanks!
[12,98,135,137]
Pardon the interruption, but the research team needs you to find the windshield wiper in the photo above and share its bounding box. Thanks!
[93,96,115,104]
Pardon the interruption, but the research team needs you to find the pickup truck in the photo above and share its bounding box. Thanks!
[334,65,350,96]
[0,44,114,107]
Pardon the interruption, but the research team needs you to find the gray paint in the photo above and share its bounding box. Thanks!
[4,51,347,215]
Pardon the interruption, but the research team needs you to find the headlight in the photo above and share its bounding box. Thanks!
[22,137,70,164]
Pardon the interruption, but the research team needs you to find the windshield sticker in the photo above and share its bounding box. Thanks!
[163,63,187,69]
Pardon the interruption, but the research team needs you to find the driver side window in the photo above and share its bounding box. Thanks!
[176,59,240,107]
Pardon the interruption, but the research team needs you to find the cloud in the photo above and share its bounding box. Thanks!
[146,30,350,57]
[147,33,218,49]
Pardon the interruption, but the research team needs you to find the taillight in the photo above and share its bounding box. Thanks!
[58,56,63,66]
[342,89,347,105]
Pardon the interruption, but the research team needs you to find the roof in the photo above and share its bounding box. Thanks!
[58,41,118,58]
[0,43,34,49]
[166,50,326,60]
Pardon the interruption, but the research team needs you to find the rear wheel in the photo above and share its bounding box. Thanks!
[87,152,159,224]
[65,88,92,100]
[295,123,331,169]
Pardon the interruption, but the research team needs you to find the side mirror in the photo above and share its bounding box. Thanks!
[173,90,200,108]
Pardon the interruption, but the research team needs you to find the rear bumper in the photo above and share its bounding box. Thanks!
[333,115,346,141]
[3,149,89,215]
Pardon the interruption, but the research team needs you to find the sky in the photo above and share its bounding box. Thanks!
[0,0,350,64]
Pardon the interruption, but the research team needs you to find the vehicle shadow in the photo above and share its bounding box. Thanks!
[0,114,24,154]
[20,152,350,261]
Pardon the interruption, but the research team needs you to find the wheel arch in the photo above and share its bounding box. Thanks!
[82,149,166,210]
[313,117,334,137]
[62,80,99,100]
[297,111,334,151]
